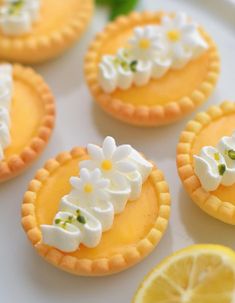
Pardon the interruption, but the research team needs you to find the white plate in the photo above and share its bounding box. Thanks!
[1,0,235,302]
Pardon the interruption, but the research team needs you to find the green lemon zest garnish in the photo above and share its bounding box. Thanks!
[228,149,235,160]
[130,60,138,72]
[214,153,220,161]
[77,215,86,224]
[8,0,24,15]
[218,164,226,176]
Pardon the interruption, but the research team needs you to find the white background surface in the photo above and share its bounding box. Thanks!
[1,0,235,302]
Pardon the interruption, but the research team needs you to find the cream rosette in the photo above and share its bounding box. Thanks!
[194,132,235,192]
[41,205,102,253]
[99,12,209,93]
[41,137,153,253]
[0,63,13,160]
[0,0,41,36]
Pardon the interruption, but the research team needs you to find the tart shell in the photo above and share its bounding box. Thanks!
[84,11,220,127]
[177,101,235,225]
[0,64,55,182]
[0,0,93,64]
[21,148,171,276]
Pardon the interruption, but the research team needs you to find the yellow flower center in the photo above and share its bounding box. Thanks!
[101,160,113,171]
[167,29,181,42]
[138,38,151,49]
[83,184,93,193]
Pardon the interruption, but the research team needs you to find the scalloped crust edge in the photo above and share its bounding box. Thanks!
[21,147,171,276]
[84,11,220,127]
[0,0,93,64]
[177,101,235,225]
[0,64,55,182]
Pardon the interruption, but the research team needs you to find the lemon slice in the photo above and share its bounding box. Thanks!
[133,245,235,303]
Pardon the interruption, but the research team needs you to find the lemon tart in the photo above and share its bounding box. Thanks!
[177,101,235,225]
[0,63,55,182]
[21,136,170,276]
[85,11,220,127]
[0,0,93,64]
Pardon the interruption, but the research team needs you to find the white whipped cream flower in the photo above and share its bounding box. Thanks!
[80,136,136,184]
[69,168,110,205]
[66,168,114,232]
[129,25,162,61]
[159,12,208,69]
